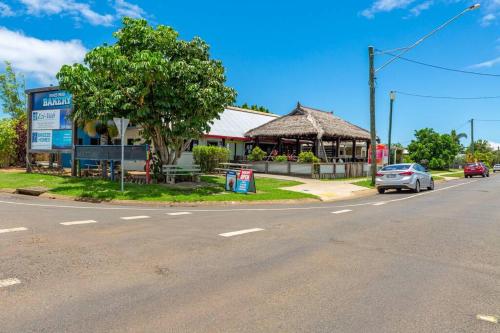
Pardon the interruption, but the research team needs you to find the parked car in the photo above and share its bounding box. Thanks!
[493,164,500,173]
[376,163,434,194]
[464,162,489,178]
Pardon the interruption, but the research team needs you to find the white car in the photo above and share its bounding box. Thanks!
[493,164,500,173]
[376,163,434,194]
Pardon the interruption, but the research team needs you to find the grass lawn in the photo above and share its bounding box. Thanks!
[0,171,318,202]
[440,172,464,178]
[430,169,461,175]
[352,179,374,189]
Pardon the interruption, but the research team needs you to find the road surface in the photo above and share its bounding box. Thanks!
[0,176,499,332]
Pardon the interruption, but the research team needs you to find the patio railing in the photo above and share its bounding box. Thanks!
[248,161,369,179]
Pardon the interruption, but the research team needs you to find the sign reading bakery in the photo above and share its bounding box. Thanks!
[29,90,73,151]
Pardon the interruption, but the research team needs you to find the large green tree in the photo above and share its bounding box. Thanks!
[0,61,26,119]
[407,128,460,170]
[57,18,236,165]
[0,62,27,166]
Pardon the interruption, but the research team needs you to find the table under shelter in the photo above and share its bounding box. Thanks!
[245,103,373,163]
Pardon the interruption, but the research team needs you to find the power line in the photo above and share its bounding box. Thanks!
[394,91,500,100]
[376,50,500,77]
[475,119,500,122]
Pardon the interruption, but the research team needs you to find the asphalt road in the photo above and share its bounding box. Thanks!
[0,176,499,332]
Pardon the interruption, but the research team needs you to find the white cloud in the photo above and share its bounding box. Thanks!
[470,56,500,68]
[409,0,433,17]
[0,27,87,84]
[0,1,14,17]
[113,0,145,19]
[19,0,115,26]
[361,0,416,18]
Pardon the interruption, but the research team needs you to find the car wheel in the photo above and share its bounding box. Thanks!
[414,180,421,193]
[396,188,402,193]
[487,173,490,177]
[377,188,385,194]
[482,173,486,178]
[427,179,434,191]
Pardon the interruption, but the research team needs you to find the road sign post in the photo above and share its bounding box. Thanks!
[113,117,129,192]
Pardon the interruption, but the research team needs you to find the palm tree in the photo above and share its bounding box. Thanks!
[450,129,467,153]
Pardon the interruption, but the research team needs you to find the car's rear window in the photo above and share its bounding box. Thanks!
[381,164,411,171]
[466,163,478,167]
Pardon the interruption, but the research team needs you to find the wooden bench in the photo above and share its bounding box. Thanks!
[162,164,202,184]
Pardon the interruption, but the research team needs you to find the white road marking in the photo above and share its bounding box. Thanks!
[476,314,499,324]
[0,227,28,234]
[0,179,478,212]
[60,220,97,226]
[0,278,21,288]
[120,216,150,220]
[332,209,352,214]
[219,228,264,237]
[167,212,192,216]
[373,202,387,206]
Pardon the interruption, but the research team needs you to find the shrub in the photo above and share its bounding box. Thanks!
[274,155,287,162]
[193,145,230,173]
[248,146,266,161]
[0,119,16,167]
[297,151,319,163]
[428,158,446,170]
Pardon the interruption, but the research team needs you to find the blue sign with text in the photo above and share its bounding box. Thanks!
[33,91,72,110]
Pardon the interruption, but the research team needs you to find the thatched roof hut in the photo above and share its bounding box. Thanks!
[245,103,370,141]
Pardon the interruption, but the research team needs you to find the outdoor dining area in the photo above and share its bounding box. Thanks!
[244,103,373,178]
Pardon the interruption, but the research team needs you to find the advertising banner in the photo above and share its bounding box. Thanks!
[225,170,237,191]
[32,109,60,130]
[235,169,256,194]
[368,144,389,166]
[31,130,52,150]
[30,90,73,151]
[52,130,73,149]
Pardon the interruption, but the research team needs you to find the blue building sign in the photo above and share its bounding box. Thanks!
[30,90,73,151]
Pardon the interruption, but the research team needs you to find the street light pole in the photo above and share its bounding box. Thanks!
[388,91,395,164]
[369,46,377,186]
[470,118,474,155]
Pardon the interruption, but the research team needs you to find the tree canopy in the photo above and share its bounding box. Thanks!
[0,61,26,119]
[407,128,460,170]
[240,103,269,113]
[57,18,236,165]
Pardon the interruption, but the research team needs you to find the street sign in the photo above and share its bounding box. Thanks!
[113,118,129,137]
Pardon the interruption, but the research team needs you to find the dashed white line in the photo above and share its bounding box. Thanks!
[0,278,21,288]
[476,314,499,324]
[219,228,264,237]
[373,202,387,206]
[0,227,28,234]
[167,212,192,216]
[332,209,352,214]
[120,216,150,220]
[60,220,97,226]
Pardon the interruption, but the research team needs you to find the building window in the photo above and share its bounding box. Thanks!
[207,141,218,147]
[186,140,199,152]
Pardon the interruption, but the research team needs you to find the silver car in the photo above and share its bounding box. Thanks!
[376,163,434,194]
[493,164,500,173]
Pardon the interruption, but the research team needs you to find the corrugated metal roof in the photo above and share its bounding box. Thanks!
[206,106,278,139]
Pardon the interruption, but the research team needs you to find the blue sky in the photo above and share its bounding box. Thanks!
[0,0,499,146]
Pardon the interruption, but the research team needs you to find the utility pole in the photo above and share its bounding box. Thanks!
[369,46,377,186]
[470,118,474,155]
[388,91,395,165]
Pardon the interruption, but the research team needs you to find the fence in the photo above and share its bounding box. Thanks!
[249,161,369,179]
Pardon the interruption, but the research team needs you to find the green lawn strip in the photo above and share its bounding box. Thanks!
[351,179,374,189]
[439,172,464,178]
[429,169,461,175]
[0,171,317,202]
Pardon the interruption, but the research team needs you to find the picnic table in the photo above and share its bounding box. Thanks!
[162,164,202,184]
[215,163,254,174]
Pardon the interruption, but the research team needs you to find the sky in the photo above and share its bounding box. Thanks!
[0,0,499,147]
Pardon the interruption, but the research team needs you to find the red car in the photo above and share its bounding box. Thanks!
[464,162,489,178]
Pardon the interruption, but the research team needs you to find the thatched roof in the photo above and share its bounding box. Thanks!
[245,103,371,140]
